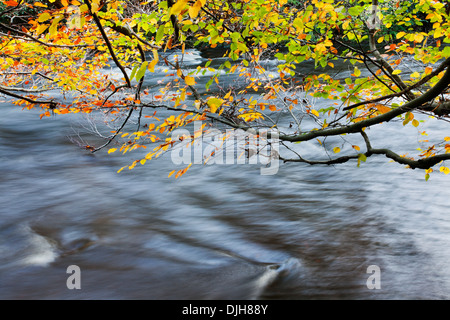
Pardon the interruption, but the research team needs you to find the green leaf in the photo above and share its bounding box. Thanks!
[348,6,363,16]
[443,46,450,58]
[359,154,367,162]
[129,64,139,80]
[155,24,165,43]
[135,61,149,81]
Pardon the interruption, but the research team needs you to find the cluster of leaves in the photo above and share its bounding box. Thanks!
[1,0,450,179]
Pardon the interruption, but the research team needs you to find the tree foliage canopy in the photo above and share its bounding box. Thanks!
[1,0,450,179]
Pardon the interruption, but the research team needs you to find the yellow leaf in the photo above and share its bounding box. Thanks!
[396,31,406,39]
[354,66,361,77]
[108,148,117,154]
[168,169,176,178]
[189,0,202,18]
[414,33,424,43]
[410,71,420,78]
[333,147,341,153]
[148,59,158,73]
[440,167,450,175]
[311,109,319,117]
[36,24,49,35]
[412,119,419,127]
[224,90,232,100]
[38,12,52,22]
[353,145,360,151]
[207,97,223,113]
[171,0,188,15]
[91,0,100,12]
[79,3,88,12]
[392,69,402,75]
[33,2,47,7]
[185,76,196,86]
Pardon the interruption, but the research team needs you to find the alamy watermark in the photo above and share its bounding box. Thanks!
[66,265,81,290]
[170,122,280,175]
[366,265,381,290]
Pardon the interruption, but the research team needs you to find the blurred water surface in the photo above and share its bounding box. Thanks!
[1,50,450,299]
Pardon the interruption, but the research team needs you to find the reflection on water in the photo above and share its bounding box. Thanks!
[1,51,450,299]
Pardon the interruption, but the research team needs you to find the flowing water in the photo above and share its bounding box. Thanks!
[1,49,450,299]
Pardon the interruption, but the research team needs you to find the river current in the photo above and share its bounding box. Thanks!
[1,49,450,299]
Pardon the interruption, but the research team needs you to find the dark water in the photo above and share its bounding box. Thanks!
[1,50,450,299]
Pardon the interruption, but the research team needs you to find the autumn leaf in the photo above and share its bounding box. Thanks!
[189,0,203,18]
[311,109,319,117]
[38,12,52,23]
[135,61,149,81]
[185,76,196,86]
[4,0,18,6]
[171,0,188,15]
[33,2,47,7]
[207,97,223,113]
[396,31,406,39]
[375,105,391,114]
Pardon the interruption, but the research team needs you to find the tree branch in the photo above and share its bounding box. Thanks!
[281,57,450,143]
[84,0,131,87]
[0,87,56,106]
[0,22,91,48]
[343,57,450,111]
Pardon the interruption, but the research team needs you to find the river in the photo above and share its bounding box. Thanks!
[1,49,450,299]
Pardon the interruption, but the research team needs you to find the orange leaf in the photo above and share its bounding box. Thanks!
[5,0,18,6]
[33,2,47,7]
[375,105,391,114]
